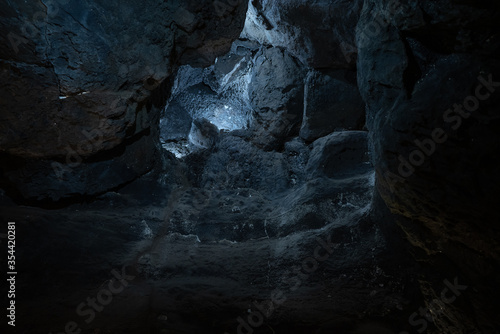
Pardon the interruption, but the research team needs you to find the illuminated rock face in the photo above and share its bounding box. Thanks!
[160,43,306,155]
[188,118,220,149]
[241,0,363,69]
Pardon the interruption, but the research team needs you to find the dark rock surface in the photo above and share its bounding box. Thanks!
[306,131,371,179]
[248,47,305,116]
[300,70,366,142]
[189,117,220,149]
[0,127,423,334]
[356,0,500,332]
[0,0,248,202]
[248,46,306,150]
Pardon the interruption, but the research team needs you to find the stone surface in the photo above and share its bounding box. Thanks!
[159,99,193,143]
[300,70,366,142]
[159,47,256,157]
[241,0,363,69]
[0,0,248,202]
[306,131,371,179]
[0,126,422,333]
[161,44,307,153]
[356,0,500,332]
[248,46,306,150]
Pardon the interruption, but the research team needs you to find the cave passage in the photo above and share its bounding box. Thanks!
[1,0,499,333]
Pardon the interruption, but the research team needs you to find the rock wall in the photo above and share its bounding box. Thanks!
[241,0,363,69]
[0,0,248,202]
[356,0,500,332]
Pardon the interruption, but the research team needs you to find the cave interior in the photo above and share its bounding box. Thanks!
[0,0,499,333]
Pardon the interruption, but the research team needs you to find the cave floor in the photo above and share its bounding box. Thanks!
[0,156,423,334]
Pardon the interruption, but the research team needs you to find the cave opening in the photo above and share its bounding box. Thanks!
[159,44,255,158]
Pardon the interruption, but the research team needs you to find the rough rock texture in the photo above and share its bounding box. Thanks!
[188,117,220,149]
[300,69,366,142]
[160,43,307,154]
[0,128,423,334]
[241,0,363,69]
[248,46,306,150]
[306,131,371,179]
[159,40,260,158]
[356,0,500,332]
[0,0,248,202]
[159,99,193,143]
[162,59,253,135]
[249,47,305,115]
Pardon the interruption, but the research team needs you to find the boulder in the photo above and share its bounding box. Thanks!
[188,118,220,149]
[300,69,366,142]
[248,46,306,150]
[306,131,371,179]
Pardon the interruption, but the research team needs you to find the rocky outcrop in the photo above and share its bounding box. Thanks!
[248,46,306,150]
[188,117,220,149]
[306,131,371,179]
[241,0,363,69]
[0,0,248,202]
[300,69,366,142]
[356,0,500,332]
